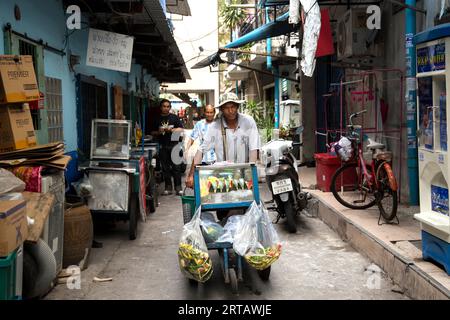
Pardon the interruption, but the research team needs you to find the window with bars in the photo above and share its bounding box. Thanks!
[18,39,41,130]
[46,77,64,143]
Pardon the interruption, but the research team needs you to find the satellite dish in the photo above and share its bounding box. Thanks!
[191,53,220,69]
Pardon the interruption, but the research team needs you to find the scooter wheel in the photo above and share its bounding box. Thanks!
[283,196,297,233]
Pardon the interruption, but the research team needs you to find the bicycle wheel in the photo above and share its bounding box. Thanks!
[376,163,398,221]
[330,163,378,210]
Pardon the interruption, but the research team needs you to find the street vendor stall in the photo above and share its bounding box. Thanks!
[79,119,141,240]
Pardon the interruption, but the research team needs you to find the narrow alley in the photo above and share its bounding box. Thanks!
[45,183,408,300]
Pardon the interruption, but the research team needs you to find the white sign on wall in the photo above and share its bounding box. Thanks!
[86,28,134,73]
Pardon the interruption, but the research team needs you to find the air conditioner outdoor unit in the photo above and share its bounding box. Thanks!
[337,9,379,61]
[40,171,65,274]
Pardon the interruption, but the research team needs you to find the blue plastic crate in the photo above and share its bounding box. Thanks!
[0,250,17,300]
[422,230,450,275]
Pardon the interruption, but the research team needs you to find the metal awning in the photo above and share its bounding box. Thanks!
[138,0,191,82]
[62,0,190,83]
[166,0,191,16]
[192,11,296,69]
[224,12,294,49]
[259,0,290,7]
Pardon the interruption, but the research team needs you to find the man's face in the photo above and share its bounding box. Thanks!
[161,102,171,115]
[221,102,238,121]
[204,106,215,122]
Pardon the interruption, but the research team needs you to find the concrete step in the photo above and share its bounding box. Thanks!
[312,190,450,300]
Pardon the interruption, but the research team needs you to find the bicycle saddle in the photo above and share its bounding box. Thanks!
[367,139,385,150]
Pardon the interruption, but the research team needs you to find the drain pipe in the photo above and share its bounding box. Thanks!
[265,8,279,129]
[405,0,419,205]
[266,8,272,71]
[274,65,280,129]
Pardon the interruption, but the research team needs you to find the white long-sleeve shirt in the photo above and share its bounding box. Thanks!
[200,113,260,163]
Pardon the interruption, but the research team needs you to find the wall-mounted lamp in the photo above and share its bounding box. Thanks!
[14,5,21,21]
[69,53,80,72]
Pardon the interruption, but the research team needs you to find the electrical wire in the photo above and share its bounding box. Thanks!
[174,27,220,44]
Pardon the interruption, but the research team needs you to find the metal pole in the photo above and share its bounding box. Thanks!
[406,0,419,205]
[265,8,272,71]
[274,65,280,129]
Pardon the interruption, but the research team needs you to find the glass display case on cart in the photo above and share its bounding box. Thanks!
[80,119,140,240]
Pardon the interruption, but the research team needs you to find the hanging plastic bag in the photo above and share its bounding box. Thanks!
[0,169,25,195]
[200,211,224,243]
[177,206,213,282]
[216,215,245,243]
[233,201,282,270]
[71,174,94,197]
[331,137,353,162]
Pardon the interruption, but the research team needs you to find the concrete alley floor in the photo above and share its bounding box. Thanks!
[45,182,409,300]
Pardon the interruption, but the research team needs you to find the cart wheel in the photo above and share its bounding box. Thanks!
[229,268,238,294]
[148,195,156,213]
[149,167,159,210]
[257,266,271,281]
[188,279,198,287]
[129,193,138,240]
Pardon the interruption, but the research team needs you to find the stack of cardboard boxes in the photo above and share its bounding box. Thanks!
[0,55,40,300]
[0,55,39,153]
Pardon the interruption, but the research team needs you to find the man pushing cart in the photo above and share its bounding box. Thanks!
[179,93,279,293]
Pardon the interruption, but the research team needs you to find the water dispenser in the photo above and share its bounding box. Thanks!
[414,25,450,275]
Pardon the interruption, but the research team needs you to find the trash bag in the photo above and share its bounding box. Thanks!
[216,215,245,243]
[200,212,224,243]
[233,201,282,270]
[0,169,25,195]
[177,206,213,282]
[71,174,93,197]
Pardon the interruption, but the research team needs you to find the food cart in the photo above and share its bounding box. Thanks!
[131,141,159,214]
[185,162,267,293]
[79,119,140,240]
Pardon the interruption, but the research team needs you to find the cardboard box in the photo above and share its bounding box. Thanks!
[0,55,40,104]
[0,199,28,257]
[0,103,37,153]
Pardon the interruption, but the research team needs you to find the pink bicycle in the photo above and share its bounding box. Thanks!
[330,110,398,222]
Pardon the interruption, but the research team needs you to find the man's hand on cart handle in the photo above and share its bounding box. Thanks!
[186,174,194,188]
[186,150,203,188]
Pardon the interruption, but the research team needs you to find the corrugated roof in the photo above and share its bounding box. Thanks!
[166,0,192,16]
[142,0,191,81]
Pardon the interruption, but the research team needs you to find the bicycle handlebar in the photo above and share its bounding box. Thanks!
[349,109,367,125]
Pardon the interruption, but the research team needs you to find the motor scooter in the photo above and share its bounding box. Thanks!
[261,127,309,233]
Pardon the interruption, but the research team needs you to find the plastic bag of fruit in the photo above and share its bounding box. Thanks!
[233,201,282,270]
[177,206,213,282]
[200,211,224,243]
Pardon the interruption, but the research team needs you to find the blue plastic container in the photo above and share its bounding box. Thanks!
[0,250,17,300]
[422,230,450,275]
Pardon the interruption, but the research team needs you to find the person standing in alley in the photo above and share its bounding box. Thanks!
[185,104,217,165]
[150,99,184,196]
[185,92,260,220]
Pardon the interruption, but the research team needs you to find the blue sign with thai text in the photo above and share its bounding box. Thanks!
[431,185,449,216]
[417,43,446,73]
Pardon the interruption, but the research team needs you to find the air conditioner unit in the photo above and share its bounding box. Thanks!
[41,171,65,274]
[284,33,300,58]
[337,9,379,61]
